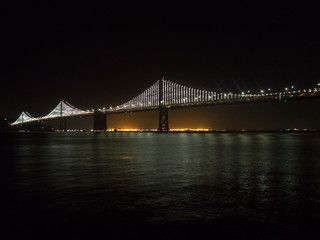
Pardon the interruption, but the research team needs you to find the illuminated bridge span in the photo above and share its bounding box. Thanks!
[12,78,320,131]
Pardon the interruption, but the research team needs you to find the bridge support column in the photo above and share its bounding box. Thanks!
[93,111,107,131]
[60,118,67,132]
[158,108,169,132]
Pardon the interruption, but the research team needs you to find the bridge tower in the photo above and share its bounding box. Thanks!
[93,111,107,131]
[59,101,67,132]
[158,78,169,132]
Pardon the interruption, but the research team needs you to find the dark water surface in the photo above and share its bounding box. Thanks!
[1,132,320,239]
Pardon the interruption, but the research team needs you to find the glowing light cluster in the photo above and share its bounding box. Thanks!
[42,101,87,119]
[108,81,160,111]
[114,128,141,132]
[162,80,218,104]
[105,79,286,112]
[11,101,88,126]
[11,112,37,125]
[106,79,223,112]
[170,128,212,132]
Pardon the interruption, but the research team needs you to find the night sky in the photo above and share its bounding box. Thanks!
[1,1,320,130]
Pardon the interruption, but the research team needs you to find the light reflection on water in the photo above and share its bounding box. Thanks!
[1,132,320,239]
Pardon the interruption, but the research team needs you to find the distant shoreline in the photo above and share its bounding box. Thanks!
[3,129,320,134]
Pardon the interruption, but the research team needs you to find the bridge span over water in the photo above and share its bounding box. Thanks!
[12,79,320,132]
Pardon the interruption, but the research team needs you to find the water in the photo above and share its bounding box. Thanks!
[1,132,320,239]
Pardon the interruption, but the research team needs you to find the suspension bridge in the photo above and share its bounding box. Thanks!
[11,78,320,132]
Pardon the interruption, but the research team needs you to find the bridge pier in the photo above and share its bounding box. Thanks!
[158,108,169,132]
[93,111,107,131]
[60,118,67,132]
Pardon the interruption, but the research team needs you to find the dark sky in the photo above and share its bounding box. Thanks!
[1,1,320,129]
